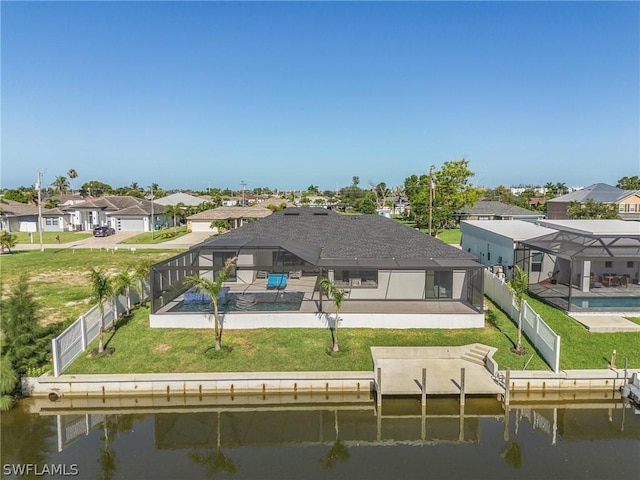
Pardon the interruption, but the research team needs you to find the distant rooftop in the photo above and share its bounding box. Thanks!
[547,183,636,204]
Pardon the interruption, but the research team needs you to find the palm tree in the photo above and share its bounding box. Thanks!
[88,268,114,354]
[113,270,135,318]
[132,260,151,305]
[508,265,529,355]
[0,231,17,254]
[319,277,347,352]
[52,175,70,194]
[163,202,186,233]
[67,169,78,194]
[184,257,237,351]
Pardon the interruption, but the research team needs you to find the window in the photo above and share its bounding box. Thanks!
[334,270,378,288]
[619,203,626,212]
[531,252,543,272]
[605,261,612,269]
[627,261,634,268]
[629,203,637,212]
[272,251,304,267]
[425,270,453,299]
[213,252,237,281]
[45,217,58,226]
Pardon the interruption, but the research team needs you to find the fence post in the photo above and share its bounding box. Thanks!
[80,316,87,351]
[52,338,60,377]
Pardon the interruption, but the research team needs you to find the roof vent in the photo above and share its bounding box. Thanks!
[284,211,300,216]
[313,211,329,216]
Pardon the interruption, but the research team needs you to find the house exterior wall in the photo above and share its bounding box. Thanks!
[42,216,65,232]
[618,193,640,221]
[461,225,515,273]
[150,311,485,329]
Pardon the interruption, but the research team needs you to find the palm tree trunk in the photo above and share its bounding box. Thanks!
[213,300,221,350]
[516,310,523,353]
[332,312,340,352]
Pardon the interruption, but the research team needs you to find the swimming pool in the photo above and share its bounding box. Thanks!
[169,291,305,313]
[570,297,640,309]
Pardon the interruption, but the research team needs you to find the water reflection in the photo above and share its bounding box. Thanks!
[2,392,639,480]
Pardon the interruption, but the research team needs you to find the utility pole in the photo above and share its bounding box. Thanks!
[150,185,155,240]
[36,169,44,251]
[240,180,246,207]
[428,166,435,236]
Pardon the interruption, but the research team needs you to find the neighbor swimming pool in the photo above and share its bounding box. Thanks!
[168,291,305,313]
[570,297,640,309]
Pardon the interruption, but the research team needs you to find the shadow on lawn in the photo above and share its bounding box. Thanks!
[485,309,516,350]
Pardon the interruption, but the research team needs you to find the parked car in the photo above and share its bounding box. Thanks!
[93,226,116,237]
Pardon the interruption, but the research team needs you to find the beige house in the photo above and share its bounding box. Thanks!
[187,205,272,233]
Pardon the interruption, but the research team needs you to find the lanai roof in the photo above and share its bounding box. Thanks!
[197,208,480,269]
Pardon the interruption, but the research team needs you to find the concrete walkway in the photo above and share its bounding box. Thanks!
[569,314,640,333]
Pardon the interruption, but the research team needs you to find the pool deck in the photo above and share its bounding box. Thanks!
[529,281,640,316]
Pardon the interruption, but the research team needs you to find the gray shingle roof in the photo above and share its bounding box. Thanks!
[200,208,478,269]
[456,201,539,217]
[547,183,636,203]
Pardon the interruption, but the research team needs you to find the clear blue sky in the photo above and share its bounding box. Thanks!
[2,1,638,192]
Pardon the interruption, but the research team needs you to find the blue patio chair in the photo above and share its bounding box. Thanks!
[267,273,288,290]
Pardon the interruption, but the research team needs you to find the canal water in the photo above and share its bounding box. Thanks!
[2,393,639,479]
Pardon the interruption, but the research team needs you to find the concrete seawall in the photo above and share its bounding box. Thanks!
[23,368,640,399]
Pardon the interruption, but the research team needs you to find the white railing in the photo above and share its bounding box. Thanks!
[51,280,149,377]
[484,269,561,373]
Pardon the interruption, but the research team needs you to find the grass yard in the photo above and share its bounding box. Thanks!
[11,231,92,244]
[524,296,640,369]
[121,227,194,244]
[67,301,551,374]
[0,249,178,325]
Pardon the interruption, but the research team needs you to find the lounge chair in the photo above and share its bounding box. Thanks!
[267,273,287,290]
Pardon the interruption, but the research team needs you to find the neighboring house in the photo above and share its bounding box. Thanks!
[43,193,85,207]
[41,207,71,232]
[546,183,640,220]
[153,192,209,208]
[460,220,557,282]
[222,196,245,207]
[0,200,40,232]
[0,200,73,232]
[69,196,165,232]
[462,219,640,313]
[531,219,640,290]
[150,208,485,329]
[454,201,544,223]
[255,197,296,209]
[186,205,273,233]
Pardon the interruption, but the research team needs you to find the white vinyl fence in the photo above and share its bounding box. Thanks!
[51,280,149,377]
[484,269,561,373]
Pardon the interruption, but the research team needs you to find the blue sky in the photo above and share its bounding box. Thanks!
[2,1,638,192]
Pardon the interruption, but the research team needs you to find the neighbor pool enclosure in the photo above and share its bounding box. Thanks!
[149,238,485,329]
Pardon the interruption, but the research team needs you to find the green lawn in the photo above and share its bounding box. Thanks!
[66,300,551,374]
[12,231,92,244]
[435,228,461,245]
[0,249,178,325]
[524,296,640,369]
[4,248,639,374]
[121,226,195,244]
